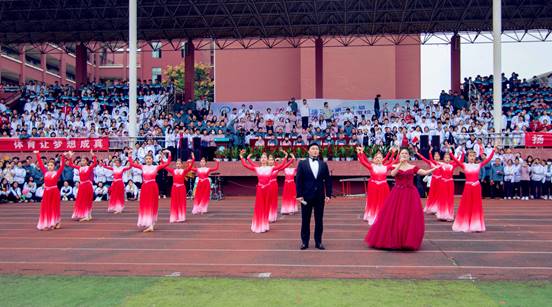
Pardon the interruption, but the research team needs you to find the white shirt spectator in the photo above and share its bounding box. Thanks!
[73,168,80,183]
[132,168,143,184]
[504,165,516,182]
[60,186,73,200]
[513,164,522,183]
[125,183,139,199]
[35,186,44,198]
[13,167,26,185]
[298,102,309,118]
[23,182,37,196]
[530,164,545,182]
[94,167,107,184]
[72,186,79,199]
[94,185,108,197]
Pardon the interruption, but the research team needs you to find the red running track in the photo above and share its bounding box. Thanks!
[0,196,551,280]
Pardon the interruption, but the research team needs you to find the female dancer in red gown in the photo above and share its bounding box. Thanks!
[100,158,132,214]
[357,147,397,225]
[451,147,496,232]
[281,159,299,215]
[35,151,65,230]
[166,157,194,222]
[240,150,280,233]
[248,150,292,222]
[416,150,442,214]
[365,148,438,250]
[433,150,464,221]
[66,150,97,222]
[130,150,172,232]
[190,157,220,215]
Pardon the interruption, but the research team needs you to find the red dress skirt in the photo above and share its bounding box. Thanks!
[108,179,125,212]
[72,180,94,219]
[453,181,485,232]
[193,178,211,214]
[435,178,455,221]
[364,179,390,225]
[424,173,441,214]
[137,179,159,227]
[252,183,270,233]
[170,183,187,222]
[268,179,279,222]
[365,167,425,251]
[37,185,61,230]
[281,179,297,214]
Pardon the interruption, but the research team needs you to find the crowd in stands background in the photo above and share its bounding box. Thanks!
[0,72,551,203]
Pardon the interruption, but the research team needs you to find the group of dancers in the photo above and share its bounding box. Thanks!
[32,144,496,252]
[34,150,219,232]
[358,145,496,251]
[239,149,297,233]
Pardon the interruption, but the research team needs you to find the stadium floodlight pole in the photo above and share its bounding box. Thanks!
[492,0,502,142]
[128,0,138,146]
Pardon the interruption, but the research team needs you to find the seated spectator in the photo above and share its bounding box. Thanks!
[8,182,23,203]
[22,177,37,202]
[125,180,139,201]
[34,185,44,202]
[60,181,74,201]
[94,182,109,202]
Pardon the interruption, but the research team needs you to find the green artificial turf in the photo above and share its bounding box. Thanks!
[0,276,549,307]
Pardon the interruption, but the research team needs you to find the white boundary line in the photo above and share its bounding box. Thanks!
[1,247,552,254]
[0,227,551,233]
[0,236,550,242]
[0,261,551,270]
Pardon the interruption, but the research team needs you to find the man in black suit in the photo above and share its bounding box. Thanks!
[295,143,332,250]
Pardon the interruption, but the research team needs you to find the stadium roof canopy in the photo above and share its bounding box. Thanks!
[0,0,551,46]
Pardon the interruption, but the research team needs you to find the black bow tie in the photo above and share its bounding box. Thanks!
[310,157,318,161]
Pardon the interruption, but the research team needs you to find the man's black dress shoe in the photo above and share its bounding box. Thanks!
[315,244,326,250]
[300,244,309,250]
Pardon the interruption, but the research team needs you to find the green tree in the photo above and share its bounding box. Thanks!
[163,63,214,101]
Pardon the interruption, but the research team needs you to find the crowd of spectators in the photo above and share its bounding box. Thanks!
[1,72,551,159]
[1,79,172,138]
[0,72,551,203]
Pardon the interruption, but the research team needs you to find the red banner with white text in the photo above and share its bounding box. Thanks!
[525,133,552,147]
[0,138,110,152]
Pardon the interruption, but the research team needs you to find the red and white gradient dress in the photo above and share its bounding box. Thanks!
[101,164,132,213]
[191,160,220,215]
[451,150,495,232]
[166,162,193,223]
[357,152,396,225]
[67,157,98,219]
[36,153,65,230]
[417,152,441,214]
[434,153,463,221]
[248,158,291,222]
[130,153,171,228]
[281,167,298,214]
[241,158,279,233]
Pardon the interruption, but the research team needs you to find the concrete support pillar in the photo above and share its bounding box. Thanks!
[123,49,128,80]
[184,38,195,102]
[314,37,324,99]
[19,46,26,84]
[128,0,138,139]
[94,52,100,83]
[493,0,503,134]
[75,43,88,86]
[450,33,461,94]
[59,52,67,85]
